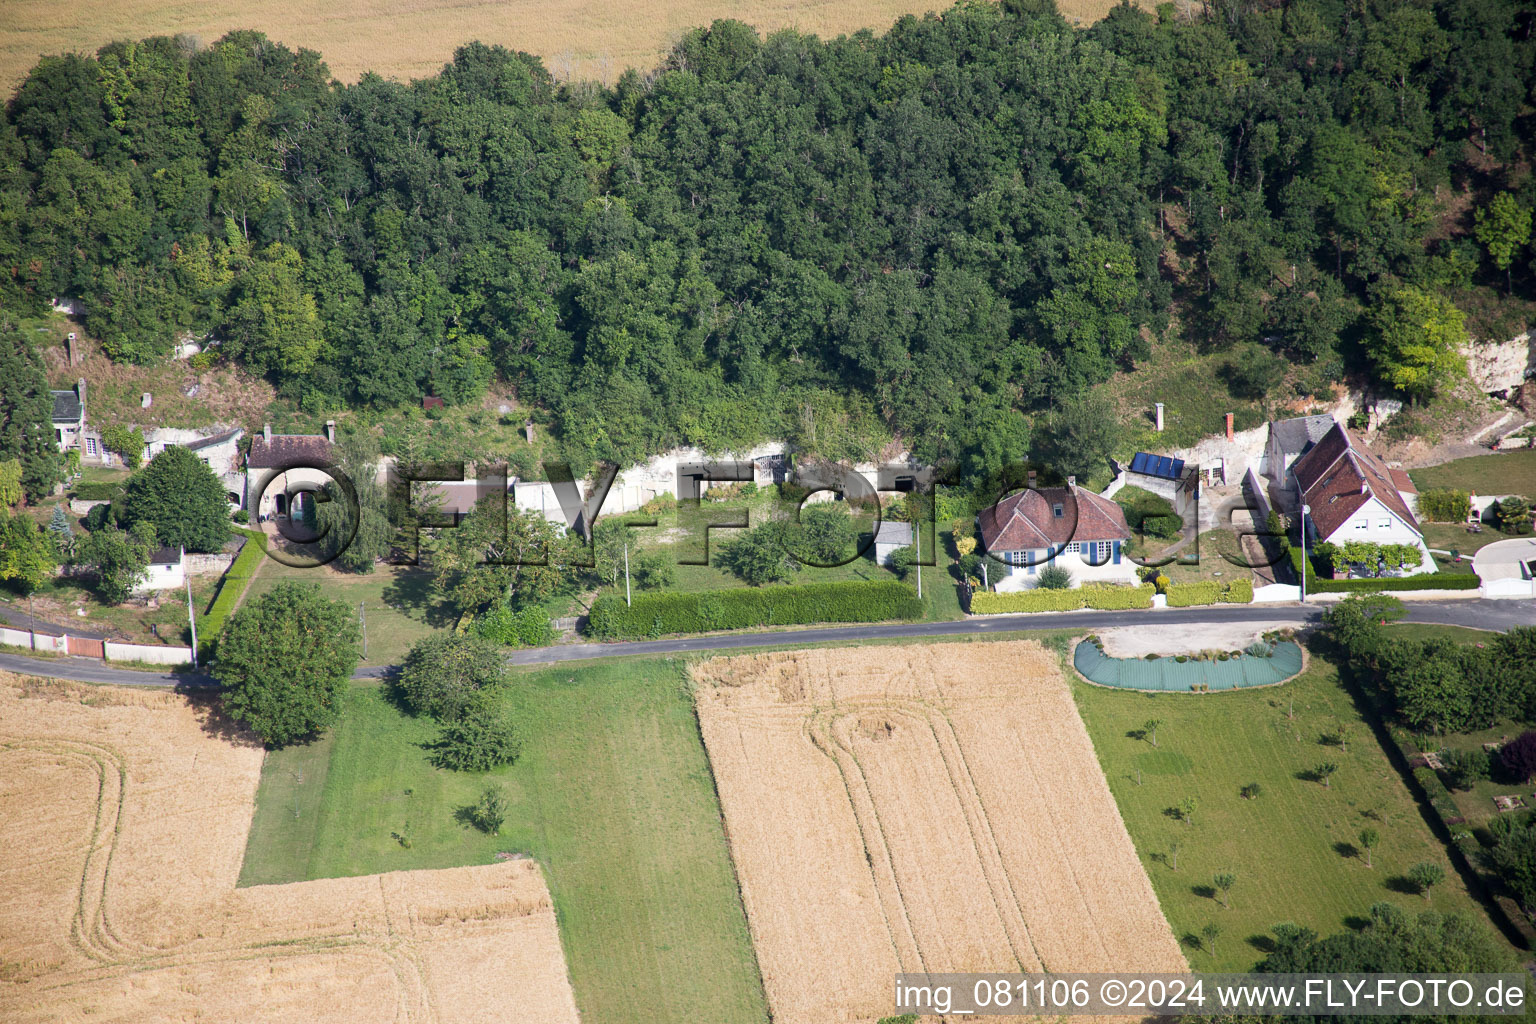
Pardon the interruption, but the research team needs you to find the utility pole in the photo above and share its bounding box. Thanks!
[914,521,922,600]
[185,576,198,665]
[1299,504,1310,603]
[623,543,632,606]
[360,601,368,659]
[28,593,35,650]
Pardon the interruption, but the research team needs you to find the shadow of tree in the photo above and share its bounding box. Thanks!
[1334,841,1359,860]
[183,686,265,748]
[1192,884,1217,900]
[1385,875,1422,896]
[1246,934,1276,954]
[381,569,457,628]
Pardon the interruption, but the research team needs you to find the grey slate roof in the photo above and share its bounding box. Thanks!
[50,390,82,423]
[874,521,914,545]
[185,428,243,452]
[1270,414,1336,456]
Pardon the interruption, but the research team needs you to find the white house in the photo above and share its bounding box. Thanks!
[977,479,1138,591]
[137,546,186,592]
[1290,422,1432,575]
[873,521,912,567]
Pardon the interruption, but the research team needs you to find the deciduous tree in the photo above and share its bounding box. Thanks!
[214,580,360,747]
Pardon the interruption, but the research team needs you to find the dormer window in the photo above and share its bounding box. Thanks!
[1052,503,1064,518]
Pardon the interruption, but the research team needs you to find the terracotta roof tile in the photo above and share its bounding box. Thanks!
[1293,424,1420,538]
[247,434,335,470]
[978,486,1131,553]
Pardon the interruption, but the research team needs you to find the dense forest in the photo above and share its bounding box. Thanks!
[1,0,1533,481]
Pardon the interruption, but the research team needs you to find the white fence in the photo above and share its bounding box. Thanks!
[1252,583,1300,603]
[1,624,191,666]
[104,641,193,665]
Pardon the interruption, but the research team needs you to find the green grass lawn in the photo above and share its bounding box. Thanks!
[240,658,768,1024]
[242,561,449,666]
[1072,648,1510,970]
[1410,450,1536,497]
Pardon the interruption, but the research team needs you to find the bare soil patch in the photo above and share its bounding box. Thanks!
[693,641,1184,1024]
[0,674,579,1024]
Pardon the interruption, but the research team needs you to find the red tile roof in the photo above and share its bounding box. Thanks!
[247,434,335,469]
[978,485,1131,553]
[1291,423,1419,539]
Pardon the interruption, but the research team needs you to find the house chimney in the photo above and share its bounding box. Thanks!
[1225,412,1234,441]
[263,423,272,444]
[67,332,77,365]
[324,419,335,443]
[1027,469,1037,490]
[75,378,86,407]
[525,419,535,444]
[1154,402,1164,432]
[1067,475,1077,489]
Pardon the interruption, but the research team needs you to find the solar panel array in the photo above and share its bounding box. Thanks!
[1129,452,1185,480]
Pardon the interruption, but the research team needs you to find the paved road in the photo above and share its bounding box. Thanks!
[7,599,1528,686]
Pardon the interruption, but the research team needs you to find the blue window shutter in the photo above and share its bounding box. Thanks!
[1112,540,1121,564]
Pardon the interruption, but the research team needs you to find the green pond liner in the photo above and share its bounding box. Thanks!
[1073,640,1304,691]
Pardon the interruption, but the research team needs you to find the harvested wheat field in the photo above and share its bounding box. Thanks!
[694,641,1185,1024]
[0,674,579,1024]
[0,0,1149,94]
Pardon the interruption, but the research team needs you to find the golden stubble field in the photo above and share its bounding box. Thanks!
[0,674,579,1024]
[0,0,1148,93]
[693,641,1186,1024]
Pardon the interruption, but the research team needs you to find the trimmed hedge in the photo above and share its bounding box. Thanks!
[196,528,267,660]
[585,580,923,639]
[1291,547,1480,592]
[1417,488,1471,523]
[970,584,1155,614]
[72,481,122,501]
[1164,579,1254,606]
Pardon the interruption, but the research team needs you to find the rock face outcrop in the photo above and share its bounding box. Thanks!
[1466,331,1533,394]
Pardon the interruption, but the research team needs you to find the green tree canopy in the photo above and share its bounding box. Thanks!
[123,444,232,552]
[1365,286,1467,402]
[0,327,64,500]
[0,507,58,591]
[75,519,155,604]
[397,632,506,721]
[215,580,361,747]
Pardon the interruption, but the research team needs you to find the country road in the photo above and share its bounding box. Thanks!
[2,599,1531,688]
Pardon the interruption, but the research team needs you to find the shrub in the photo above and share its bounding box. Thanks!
[1494,496,1532,535]
[1500,731,1536,782]
[231,508,249,523]
[1417,488,1471,523]
[969,585,1155,614]
[1439,747,1491,790]
[716,522,799,585]
[1292,548,1480,592]
[586,580,923,639]
[99,424,146,469]
[1164,579,1253,606]
[430,707,522,771]
[1240,782,1261,800]
[1035,564,1073,590]
[398,633,507,720]
[473,783,509,835]
[475,603,555,648]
